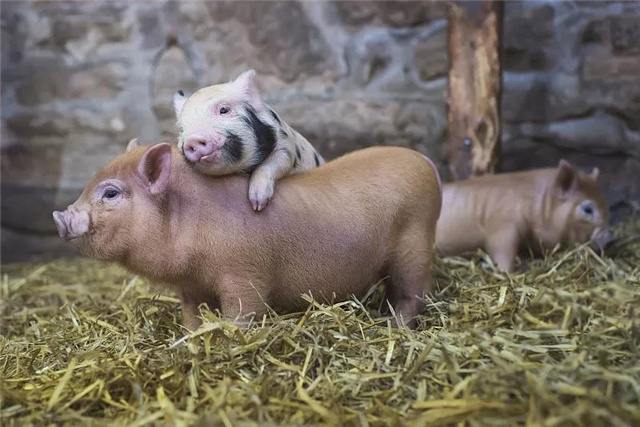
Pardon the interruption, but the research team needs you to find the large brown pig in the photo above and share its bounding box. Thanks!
[53,142,441,330]
[436,160,612,272]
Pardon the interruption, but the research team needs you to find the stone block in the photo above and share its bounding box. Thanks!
[345,30,397,88]
[1,226,79,264]
[271,98,447,163]
[1,142,64,186]
[334,1,447,28]
[414,28,448,81]
[503,2,556,51]
[5,108,128,140]
[152,45,198,139]
[1,183,82,234]
[191,1,337,83]
[15,60,128,106]
[610,16,640,54]
[583,52,640,81]
[502,72,589,123]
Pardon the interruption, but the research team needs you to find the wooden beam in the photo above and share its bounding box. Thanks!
[446,0,503,179]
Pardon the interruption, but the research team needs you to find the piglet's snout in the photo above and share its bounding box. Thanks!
[52,208,90,241]
[590,227,615,251]
[183,134,221,163]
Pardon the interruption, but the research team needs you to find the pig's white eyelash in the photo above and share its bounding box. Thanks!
[94,180,125,198]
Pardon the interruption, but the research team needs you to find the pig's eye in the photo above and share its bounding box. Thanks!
[219,106,230,115]
[578,200,597,221]
[102,189,120,200]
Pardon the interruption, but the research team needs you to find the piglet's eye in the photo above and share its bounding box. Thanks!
[578,201,597,220]
[219,106,230,115]
[103,189,119,200]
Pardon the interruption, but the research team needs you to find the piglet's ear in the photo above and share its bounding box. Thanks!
[137,143,172,195]
[173,90,187,118]
[554,159,577,195]
[126,138,139,152]
[233,69,262,108]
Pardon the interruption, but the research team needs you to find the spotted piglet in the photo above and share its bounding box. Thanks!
[173,70,324,211]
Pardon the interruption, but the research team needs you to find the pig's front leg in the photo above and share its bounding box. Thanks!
[486,227,520,272]
[218,275,269,328]
[248,148,294,211]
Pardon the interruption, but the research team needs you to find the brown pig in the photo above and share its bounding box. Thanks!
[436,160,612,272]
[53,141,442,330]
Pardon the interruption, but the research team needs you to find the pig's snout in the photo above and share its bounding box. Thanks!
[53,208,90,241]
[183,134,223,163]
[590,227,615,251]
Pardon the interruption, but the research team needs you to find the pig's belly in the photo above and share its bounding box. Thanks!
[268,226,387,312]
[436,218,486,256]
[272,264,383,313]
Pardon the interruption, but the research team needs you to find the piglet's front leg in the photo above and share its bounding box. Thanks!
[486,226,519,273]
[248,148,294,211]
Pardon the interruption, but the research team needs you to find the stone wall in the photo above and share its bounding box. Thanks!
[501,1,640,221]
[2,1,639,263]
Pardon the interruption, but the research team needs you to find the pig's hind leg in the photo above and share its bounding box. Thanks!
[218,275,270,328]
[180,290,221,331]
[384,227,435,329]
[181,302,201,331]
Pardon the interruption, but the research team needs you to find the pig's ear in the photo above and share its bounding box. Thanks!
[233,69,262,108]
[554,159,577,195]
[126,138,139,152]
[138,143,172,195]
[173,90,187,118]
[590,167,600,180]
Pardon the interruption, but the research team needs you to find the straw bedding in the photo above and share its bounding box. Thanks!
[1,220,639,426]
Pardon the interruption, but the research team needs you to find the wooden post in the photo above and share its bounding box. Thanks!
[446,0,503,180]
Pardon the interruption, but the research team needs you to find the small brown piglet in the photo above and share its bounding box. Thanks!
[53,141,442,330]
[437,160,612,272]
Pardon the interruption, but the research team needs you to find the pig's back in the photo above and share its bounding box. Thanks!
[256,146,442,311]
[287,146,440,210]
[179,146,440,312]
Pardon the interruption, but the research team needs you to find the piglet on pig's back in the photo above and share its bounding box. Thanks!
[174,70,324,212]
[54,139,442,330]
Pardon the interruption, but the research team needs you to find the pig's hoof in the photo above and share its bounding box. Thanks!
[248,180,274,212]
[251,197,269,212]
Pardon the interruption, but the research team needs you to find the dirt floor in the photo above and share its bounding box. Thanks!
[1,220,639,426]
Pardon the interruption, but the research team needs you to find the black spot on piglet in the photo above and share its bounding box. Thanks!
[177,90,184,96]
[314,152,320,167]
[243,105,276,166]
[225,132,244,164]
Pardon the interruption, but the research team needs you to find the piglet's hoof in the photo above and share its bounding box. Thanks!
[248,179,274,212]
[250,196,270,212]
